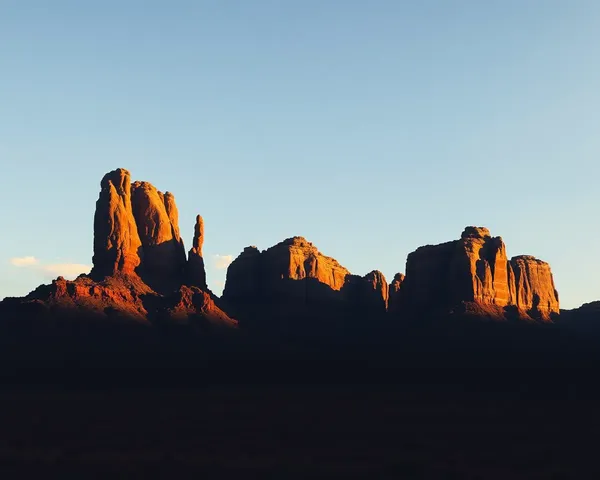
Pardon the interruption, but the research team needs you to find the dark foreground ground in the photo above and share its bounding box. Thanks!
[1,312,600,478]
[0,379,597,479]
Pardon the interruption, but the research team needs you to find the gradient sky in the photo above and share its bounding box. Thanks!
[1,1,599,309]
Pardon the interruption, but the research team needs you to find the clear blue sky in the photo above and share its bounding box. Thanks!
[1,0,599,309]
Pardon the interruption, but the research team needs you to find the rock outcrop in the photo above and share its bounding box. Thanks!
[223,237,352,307]
[261,237,351,302]
[11,275,155,322]
[223,238,391,321]
[1,275,237,332]
[510,255,559,320]
[4,168,238,331]
[166,286,238,328]
[403,226,511,308]
[91,169,142,278]
[90,169,188,290]
[454,227,512,306]
[187,215,207,290]
[401,226,559,320]
[344,270,389,313]
[130,181,187,291]
[388,273,405,313]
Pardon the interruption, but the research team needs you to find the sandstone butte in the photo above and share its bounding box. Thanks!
[222,236,390,315]
[223,227,559,322]
[4,168,237,328]
[400,226,560,320]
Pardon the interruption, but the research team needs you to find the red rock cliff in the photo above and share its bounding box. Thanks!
[224,237,352,305]
[91,168,142,278]
[402,226,560,319]
[510,255,559,320]
[130,181,187,291]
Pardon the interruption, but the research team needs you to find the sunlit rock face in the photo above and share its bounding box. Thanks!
[401,226,559,319]
[510,255,560,320]
[259,236,351,302]
[91,168,143,278]
[452,227,512,307]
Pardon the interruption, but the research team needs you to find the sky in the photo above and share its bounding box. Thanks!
[1,0,599,309]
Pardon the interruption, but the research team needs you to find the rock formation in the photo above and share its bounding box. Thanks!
[130,181,187,291]
[388,273,405,313]
[453,226,512,306]
[402,226,560,320]
[166,286,238,328]
[510,256,559,320]
[343,270,389,313]
[261,237,351,303]
[362,270,389,312]
[4,168,238,330]
[222,246,262,304]
[187,215,207,290]
[223,237,391,321]
[223,237,352,307]
[2,166,566,344]
[91,168,142,278]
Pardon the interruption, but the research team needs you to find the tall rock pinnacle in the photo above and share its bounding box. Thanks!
[91,169,188,291]
[188,215,207,289]
[91,168,142,278]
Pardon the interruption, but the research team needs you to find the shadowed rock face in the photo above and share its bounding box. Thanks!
[222,247,262,303]
[402,226,560,319]
[187,215,207,290]
[359,270,389,312]
[91,169,143,278]
[388,273,405,313]
[343,270,389,313]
